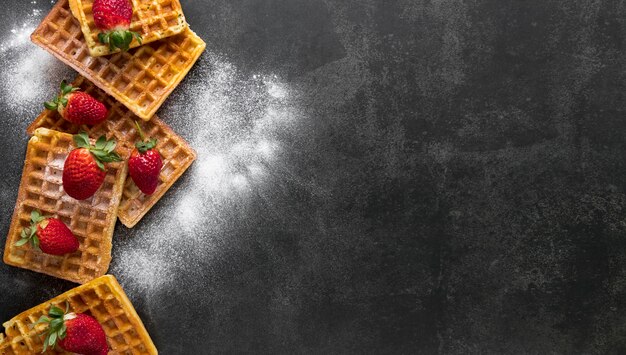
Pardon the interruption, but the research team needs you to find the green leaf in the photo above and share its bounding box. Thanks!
[15,238,30,246]
[95,135,107,150]
[123,31,133,48]
[42,334,49,353]
[34,315,50,325]
[98,32,109,44]
[33,235,40,251]
[107,152,122,162]
[61,81,73,95]
[73,131,90,148]
[90,150,109,159]
[59,324,67,339]
[111,32,124,49]
[95,159,105,171]
[60,97,68,107]
[104,139,116,153]
[48,306,64,318]
[20,228,27,239]
[48,331,57,346]
[44,101,58,110]
[49,318,62,331]
[133,32,143,45]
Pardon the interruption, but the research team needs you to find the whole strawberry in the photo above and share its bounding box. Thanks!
[63,132,122,200]
[128,121,162,195]
[93,0,142,52]
[15,210,79,255]
[37,304,108,355]
[44,81,108,126]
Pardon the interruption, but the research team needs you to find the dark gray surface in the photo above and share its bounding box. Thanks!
[2,0,626,353]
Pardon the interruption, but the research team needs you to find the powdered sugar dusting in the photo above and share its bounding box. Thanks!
[0,1,74,125]
[112,53,307,301]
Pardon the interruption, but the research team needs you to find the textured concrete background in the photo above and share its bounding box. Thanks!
[2,0,626,353]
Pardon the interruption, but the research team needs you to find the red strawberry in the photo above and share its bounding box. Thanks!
[37,304,108,355]
[63,132,122,200]
[128,121,162,195]
[45,81,108,126]
[93,0,142,52]
[15,210,79,255]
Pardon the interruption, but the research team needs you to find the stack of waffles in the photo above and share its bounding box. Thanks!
[2,0,206,352]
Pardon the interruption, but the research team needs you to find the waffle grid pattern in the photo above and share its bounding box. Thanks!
[31,0,206,120]
[27,76,197,228]
[0,275,157,354]
[3,129,126,284]
[69,0,187,57]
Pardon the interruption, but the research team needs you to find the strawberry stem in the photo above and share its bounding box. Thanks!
[35,302,70,353]
[134,121,157,153]
[73,131,122,171]
[44,80,79,111]
[98,30,142,52]
[134,120,146,141]
[16,210,47,251]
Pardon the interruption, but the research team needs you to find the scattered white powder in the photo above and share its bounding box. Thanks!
[0,1,74,125]
[113,53,307,301]
[0,1,310,314]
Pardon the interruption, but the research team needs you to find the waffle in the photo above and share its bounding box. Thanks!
[31,0,206,120]
[0,275,157,354]
[3,128,127,284]
[69,0,187,57]
[27,76,197,228]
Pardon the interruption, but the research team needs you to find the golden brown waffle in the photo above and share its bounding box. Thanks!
[3,128,127,284]
[68,0,187,57]
[0,275,158,354]
[27,76,197,228]
[31,0,206,120]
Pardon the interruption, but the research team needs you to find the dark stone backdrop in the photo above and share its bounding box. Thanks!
[1,0,626,353]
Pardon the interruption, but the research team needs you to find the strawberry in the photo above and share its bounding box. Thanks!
[128,121,162,195]
[63,132,122,200]
[93,0,142,52]
[44,81,108,126]
[15,210,79,256]
[37,303,108,355]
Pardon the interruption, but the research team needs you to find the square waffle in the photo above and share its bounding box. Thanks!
[3,128,127,284]
[31,0,206,120]
[27,76,197,228]
[69,0,188,57]
[0,275,157,354]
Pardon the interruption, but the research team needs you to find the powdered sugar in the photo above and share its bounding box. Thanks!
[112,53,306,298]
[1,2,306,301]
[0,1,74,125]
